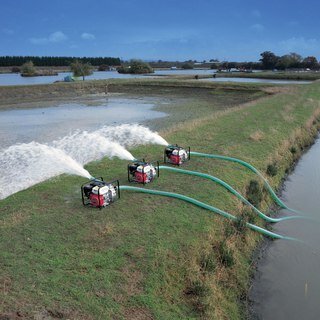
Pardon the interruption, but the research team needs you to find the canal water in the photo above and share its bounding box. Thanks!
[250,138,320,319]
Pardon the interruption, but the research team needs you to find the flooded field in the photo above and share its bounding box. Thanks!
[0,97,167,148]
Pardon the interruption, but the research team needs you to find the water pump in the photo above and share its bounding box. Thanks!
[164,144,190,165]
[81,178,120,208]
[128,160,159,184]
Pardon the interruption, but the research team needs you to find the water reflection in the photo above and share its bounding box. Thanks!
[250,138,320,320]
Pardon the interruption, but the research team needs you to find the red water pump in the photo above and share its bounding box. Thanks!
[164,144,190,165]
[81,178,119,208]
[128,160,159,184]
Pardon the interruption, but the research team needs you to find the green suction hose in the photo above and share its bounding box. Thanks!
[120,185,295,240]
[190,151,300,214]
[159,166,304,223]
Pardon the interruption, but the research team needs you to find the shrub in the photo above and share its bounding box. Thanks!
[21,61,36,76]
[98,64,109,71]
[117,59,153,74]
[290,146,297,154]
[186,280,211,297]
[185,280,211,314]
[233,216,247,233]
[199,252,216,273]
[217,242,234,267]
[70,60,93,80]
[246,180,263,208]
[11,66,20,73]
[181,63,194,69]
[224,221,237,237]
[242,208,257,224]
[266,163,278,176]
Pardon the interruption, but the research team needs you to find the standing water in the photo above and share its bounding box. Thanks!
[250,138,320,319]
[0,98,167,149]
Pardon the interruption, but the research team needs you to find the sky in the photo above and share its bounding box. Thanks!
[1,0,320,62]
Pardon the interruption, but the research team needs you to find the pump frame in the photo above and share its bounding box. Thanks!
[81,178,120,208]
[128,159,160,184]
[164,145,191,165]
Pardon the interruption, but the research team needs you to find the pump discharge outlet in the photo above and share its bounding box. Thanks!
[128,160,159,184]
[164,145,190,165]
[81,178,119,208]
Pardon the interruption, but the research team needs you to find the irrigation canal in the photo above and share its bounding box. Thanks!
[250,137,320,320]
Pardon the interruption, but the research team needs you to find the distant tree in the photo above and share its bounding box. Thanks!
[98,64,109,71]
[117,59,153,74]
[210,63,219,69]
[11,66,20,73]
[181,62,194,69]
[288,52,302,67]
[221,61,238,70]
[302,56,318,69]
[0,56,119,67]
[260,51,279,70]
[70,60,93,80]
[277,52,302,70]
[21,61,36,76]
[276,55,292,70]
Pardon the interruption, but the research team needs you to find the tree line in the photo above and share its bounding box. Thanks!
[210,52,319,71]
[259,51,319,70]
[0,56,121,67]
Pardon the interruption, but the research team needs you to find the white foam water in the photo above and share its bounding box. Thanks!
[0,124,164,199]
[97,124,169,147]
[0,142,92,200]
[53,131,135,163]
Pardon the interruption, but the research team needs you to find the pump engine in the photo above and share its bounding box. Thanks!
[164,145,190,165]
[81,178,119,208]
[128,160,159,184]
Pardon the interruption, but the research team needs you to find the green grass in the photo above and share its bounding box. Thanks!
[216,71,320,81]
[1,81,320,319]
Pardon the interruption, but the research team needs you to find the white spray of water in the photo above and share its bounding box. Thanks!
[97,124,169,147]
[0,124,163,199]
[53,131,135,164]
[0,142,92,200]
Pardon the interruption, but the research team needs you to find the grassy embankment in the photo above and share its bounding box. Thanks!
[1,81,320,319]
[215,71,320,81]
